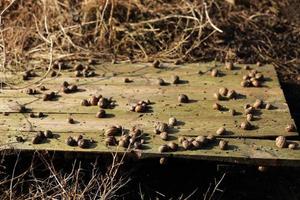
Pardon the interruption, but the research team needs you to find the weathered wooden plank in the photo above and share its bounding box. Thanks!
[1,131,299,167]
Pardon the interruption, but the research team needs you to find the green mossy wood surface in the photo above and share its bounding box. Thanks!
[0,62,299,166]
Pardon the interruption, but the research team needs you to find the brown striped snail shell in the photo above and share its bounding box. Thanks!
[135,105,145,113]
[105,136,117,146]
[275,136,287,148]
[196,135,207,144]
[96,109,106,118]
[73,135,83,142]
[219,140,228,150]
[168,117,177,126]
[213,103,222,110]
[78,139,89,148]
[178,94,189,103]
[155,122,168,134]
[32,135,42,144]
[206,134,216,142]
[191,140,201,149]
[241,121,252,130]
[216,127,226,135]
[160,132,168,140]
[252,79,261,87]
[246,113,253,121]
[225,61,234,70]
[118,139,129,148]
[211,69,218,77]
[157,78,166,86]
[285,124,296,132]
[265,103,272,110]
[90,96,99,106]
[158,144,169,153]
[167,142,178,151]
[105,126,119,136]
[153,60,161,68]
[241,80,250,87]
[44,130,53,138]
[66,136,77,146]
[182,140,191,150]
[171,75,180,84]
[227,90,237,99]
[81,99,90,106]
[253,99,263,109]
[218,87,228,96]
[229,109,236,116]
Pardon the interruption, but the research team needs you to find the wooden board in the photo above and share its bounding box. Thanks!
[0,62,299,166]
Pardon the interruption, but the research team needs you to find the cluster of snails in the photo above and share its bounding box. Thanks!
[22,70,37,80]
[213,87,237,101]
[81,95,116,109]
[43,91,57,101]
[157,75,182,86]
[29,112,44,118]
[154,117,177,141]
[73,63,95,77]
[130,100,151,113]
[275,135,298,150]
[32,130,54,144]
[104,126,145,150]
[66,134,92,149]
[241,70,265,87]
[61,81,78,93]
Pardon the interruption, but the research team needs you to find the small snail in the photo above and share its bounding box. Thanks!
[213,103,222,110]
[90,96,99,106]
[241,121,252,130]
[168,117,177,126]
[256,61,262,67]
[154,122,168,134]
[246,114,253,121]
[275,136,287,148]
[245,106,254,115]
[178,94,189,103]
[74,63,84,71]
[67,117,75,124]
[118,139,129,148]
[133,141,143,149]
[124,78,131,83]
[38,112,44,118]
[105,126,119,136]
[78,139,89,148]
[258,166,268,172]
[152,60,161,68]
[285,124,296,132]
[243,75,250,80]
[244,65,250,70]
[29,112,35,118]
[196,135,207,144]
[229,109,236,116]
[16,136,25,143]
[157,78,166,86]
[252,79,261,87]
[171,75,180,84]
[158,144,169,153]
[66,136,77,146]
[227,90,237,99]
[105,136,117,146]
[32,135,42,144]
[75,71,82,77]
[167,142,178,151]
[40,86,46,91]
[73,135,83,142]
[191,140,201,149]
[253,99,263,109]
[178,136,186,144]
[219,140,228,150]
[98,97,110,109]
[206,134,216,142]
[159,157,167,165]
[44,130,53,138]
[241,80,250,87]
[225,61,234,70]
[62,81,69,87]
[265,103,272,110]
[288,143,297,150]
[211,69,218,77]
[81,99,90,106]
[135,105,145,113]
[213,93,222,100]
[129,127,142,137]
[219,87,228,96]
[182,140,191,150]
[96,109,106,118]
[216,127,226,135]
[160,132,168,140]
[255,73,264,81]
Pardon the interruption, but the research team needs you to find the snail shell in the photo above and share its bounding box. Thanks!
[96,109,106,118]
[167,142,178,151]
[157,78,165,86]
[32,135,42,144]
[213,103,222,110]
[105,136,117,146]
[211,69,218,77]
[75,71,82,77]
[38,112,44,118]
[252,79,261,87]
[243,75,250,80]
[196,135,207,144]
[288,143,298,150]
[44,130,53,138]
[78,139,89,148]
[245,106,254,115]
[29,112,35,118]
[275,136,287,148]
[246,114,253,121]
[171,75,180,84]
[213,93,222,100]
[73,135,83,142]
[255,73,264,81]
[227,90,237,99]
[178,136,186,144]
[206,134,216,142]
[219,87,228,96]
[158,144,169,153]
[129,127,142,137]
[69,85,78,92]
[192,140,201,149]
[74,63,84,71]
[62,81,69,87]
[66,136,77,146]
[241,80,250,87]
[124,78,131,83]
[244,65,250,70]
[265,103,272,110]
[105,126,119,136]
[135,105,145,113]
[229,109,236,116]
[160,132,168,140]
[16,136,24,142]
[159,157,167,165]
[253,99,263,109]
[216,127,226,135]
[219,140,228,150]
[225,61,234,70]
[90,96,99,106]
[258,166,268,172]
[178,94,189,103]
[285,124,296,132]
[168,117,177,126]
[152,60,161,68]
[81,99,90,106]
[155,122,168,134]
[98,97,110,108]
[241,121,252,130]
[67,117,75,124]
[118,139,129,148]
[182,140,191,150]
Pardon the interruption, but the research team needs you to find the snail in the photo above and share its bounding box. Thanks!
[216,127,226,135]
[118,139,129,148]
[246,114,253,121]
[29,112,35,118]
[240,121,252,130]
[62,81,69,88]
[258,166,268,172]
[75,70,82,77]
[154,122,168,134]
[105,126,120,136]
[133,141,143,149]
[253,99,263,109]
[229,109,236,116]
[16,136,25,142]
[211,69,218,77]
[157,78,166,86]
[285,124,296,132]
[227,90,237,99]
[90,96,99,106]
[225,61,234,70]
[218,87,228,96]
[252,79,261,87]
[167,142,178,151]
[178,94,189,103]
[178,136,186,144]
[129,127,142,137]
[219,140,228,150]
[243,75,250,80]
[159,157,167,165]
[182,140,191,150]
[244,65,250,70]
[196,135,207,144]
[51,71,57,77]
[275,136,287,148]
[96,109,106,118]
[191,140,201,149]
[26,88,35,95]
[168,117,177,126]
[206,134,216,142]
[135,105,145,113]
[73,135,83,142]
[44,130,53,138]
[241,80,250,87]
[69,85,78,92]
[98,97,110,109]
[78,139,89,148]
[245,106,254,115]
[105,136,117,146]
[265,103,272,110]
[81,99,90,106]
[32,134,42,144]
[88,59,96,65]
[40,86,46,91]
[213,103,222,110]
[124,78,132,83]
[256,61,262,67]
[171,75,180,84]
[67,117,75,124]
[66,136,77,146]
[38,112,44,118]
[152,60,161,68]
[255,73,264,81]
[158,144,169,153]
[288,143,297,150]
[74,63,84,71]
[160,132,168,140]
[213,93,222,100]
